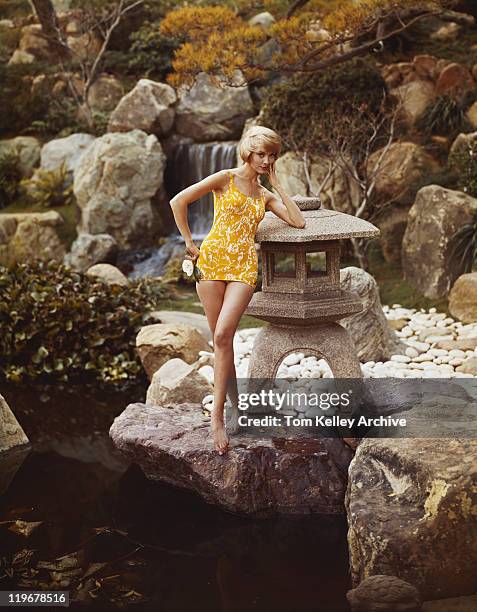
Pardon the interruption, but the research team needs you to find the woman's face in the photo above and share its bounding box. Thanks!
[249,148,278,175]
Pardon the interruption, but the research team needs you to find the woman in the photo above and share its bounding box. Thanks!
[169,126,306,455]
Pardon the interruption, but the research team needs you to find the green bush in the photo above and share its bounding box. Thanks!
[128,21,179,80]
[0,260,173,390]
[0,149,22,209]
[20,163,75,208]
[0,64,50,136]
[260,58,387,156]
[417,91,476,139]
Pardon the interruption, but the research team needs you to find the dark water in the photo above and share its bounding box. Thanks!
[0,383,351,611]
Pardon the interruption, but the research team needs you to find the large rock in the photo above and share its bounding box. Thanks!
[73,130,166,249]
[448,273,477,323]
[402,186,477,300]
[109,402,354,516]
[175,71,255,141]
[148,310,213,342]
[367,142,441,205]
[87,74,124,113]
[0,394,29,454]
[275,151,360,214]
[63,232,118,272]
[435,62,475,97]
[146,358,213,406]
[373,205,410,264]
[136,323,211,380]
[0,212,66,266]
[390,80,436,126]
[108,79,176,135]
[339,267,405,362]
[0,136,41,178]
[40,133,96,174]
[346,438,477,600]
[85,263,128,287]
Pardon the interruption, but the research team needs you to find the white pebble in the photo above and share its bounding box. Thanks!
[449,349,466,358]
[405,347,419,358]
[283,352,305,366]
[390,354,411,363]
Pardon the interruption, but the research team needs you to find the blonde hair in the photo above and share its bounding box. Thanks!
[238,125,281,165]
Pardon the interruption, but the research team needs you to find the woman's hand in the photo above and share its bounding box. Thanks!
[267,162,281,191]
[185,240,200,262]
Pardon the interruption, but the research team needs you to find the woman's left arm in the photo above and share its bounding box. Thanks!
[264,163,306,229]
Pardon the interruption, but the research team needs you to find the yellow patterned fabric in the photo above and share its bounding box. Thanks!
[196,172,266,287]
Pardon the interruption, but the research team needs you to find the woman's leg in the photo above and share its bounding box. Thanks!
[195,279,239,434]
[212,281,255,453]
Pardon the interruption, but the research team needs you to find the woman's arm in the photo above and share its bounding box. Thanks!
[263,164,306,229]
[169,170,229,248]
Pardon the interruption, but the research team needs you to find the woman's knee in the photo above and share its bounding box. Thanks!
[214,327,234,349]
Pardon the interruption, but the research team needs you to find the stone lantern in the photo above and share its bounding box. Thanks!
[245,197,380,379]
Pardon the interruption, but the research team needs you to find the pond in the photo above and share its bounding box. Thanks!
[1,383,351,611]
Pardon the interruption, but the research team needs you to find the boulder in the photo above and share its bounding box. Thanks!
[63,232,118,272]
[390,80,436,126]
[466,101,477,129]
[339,267,406,362]
[0,212,66,266]
[8,50,35,65]
[136,323,211,380]
[0,136,41,178]
[175,71,255,141]
[73,130,166,249]
[87,74,124,113]
[0,393,29,454]
[367,142,441,205]
[85,263,128,286]
[109,402,354,516]
[145,358,213,407]
[435,63,475,97]
[148,310,213,342]
[347,575,421,611]
[248,12,276,31]
[108,79,177,135]
[413,54,439,81]
[40,133,95,175]
[402,186,477,299]
[346,438,477,600]
[275,151,360,214]
[373,205,410,264]
[449,273,477,323]
[449,131,477,158]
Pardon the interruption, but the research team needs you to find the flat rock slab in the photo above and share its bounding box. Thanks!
[109,402,354,516]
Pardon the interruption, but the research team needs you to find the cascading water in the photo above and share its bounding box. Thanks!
[130,141,238,279]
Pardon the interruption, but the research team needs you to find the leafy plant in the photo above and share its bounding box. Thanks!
[0,260,173,390]
[417,91,476,139]
[260,57,387,156]
[20,164,75,208]
[448,138,477,198]
[449,222,477,277]
[0,149,22,209]
[128,21,179,80]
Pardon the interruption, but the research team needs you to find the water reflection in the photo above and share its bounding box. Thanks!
[0,383,350,611]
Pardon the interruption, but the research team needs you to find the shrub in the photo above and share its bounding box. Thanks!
[260,57,387,156]
[0,64,49,136]
[448,138,477,198]
[0,149,22,209]
[128,21,179,80]
[20,164,75,208]
[0,260,173,390]
[417,91,476,139]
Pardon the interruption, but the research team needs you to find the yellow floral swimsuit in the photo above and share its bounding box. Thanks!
[196,172,266,288]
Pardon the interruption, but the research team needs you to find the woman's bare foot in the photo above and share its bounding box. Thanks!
[211,415,229,455]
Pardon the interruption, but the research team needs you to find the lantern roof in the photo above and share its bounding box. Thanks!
[256,210,380,243]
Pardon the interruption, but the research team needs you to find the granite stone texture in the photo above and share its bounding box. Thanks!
[109,402,354,516]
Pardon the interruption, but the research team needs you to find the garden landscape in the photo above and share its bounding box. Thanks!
[1,0,477,610]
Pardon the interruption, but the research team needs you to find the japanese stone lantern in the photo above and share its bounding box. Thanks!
[245,197,380,379]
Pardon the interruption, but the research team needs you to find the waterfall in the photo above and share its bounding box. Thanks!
[166,140,238,238]
[130,140,238,279]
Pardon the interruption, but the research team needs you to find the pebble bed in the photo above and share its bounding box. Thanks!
[199,304,477,413]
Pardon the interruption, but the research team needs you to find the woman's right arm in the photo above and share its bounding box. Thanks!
[169,170,229,257]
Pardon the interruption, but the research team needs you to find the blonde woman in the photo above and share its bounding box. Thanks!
[170,126,306,455]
